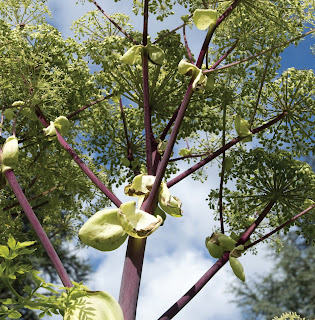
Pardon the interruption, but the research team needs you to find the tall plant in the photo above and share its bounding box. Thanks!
[0,0,314,319]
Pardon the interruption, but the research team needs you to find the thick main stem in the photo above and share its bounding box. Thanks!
[5,170,72,288]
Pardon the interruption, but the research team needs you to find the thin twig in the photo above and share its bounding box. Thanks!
[4,169,72,288]
[167,111,288,188]
[204,29,315,74]
[67,94,113,120]
[244,204,315,250]
[89,0,138,45]
[249,51,273,128]
[183,24,194,63]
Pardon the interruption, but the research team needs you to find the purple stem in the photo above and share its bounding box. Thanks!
[204,29,315,74]
[209,39,239,70]
[159,201,275,319]
[119,99,133,161]
[67,94,113,120]
[118,2,153,319]
[118,237,147,320]
[36,110,122,208]
[4,170,72,288]
[158,252,230,320]
[89,0,138,45]
[167,111,287,188]
[183,24,194,63]
[244,204,315,250]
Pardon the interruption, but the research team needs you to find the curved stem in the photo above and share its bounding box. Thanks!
[36,108,122,208]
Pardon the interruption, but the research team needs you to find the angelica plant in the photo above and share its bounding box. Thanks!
[0,0,314,319]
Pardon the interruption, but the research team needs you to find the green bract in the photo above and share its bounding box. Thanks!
[1,136,19,172]
[43,116,70,140]
[121,45,143,65]
[124,173,155,197]
[54,116,70,136]
[118,201,163,238]
[229,257,245,282]
[218,234,237,251]
[64,290,124,320]
[158,182,182,217]
[234,115,252,142]
[146,43,165,65]
[193,9,218,30]
[178,59,214,92]
[121,44,165,65]
[21,107,37,121]
[205,237,224,258]
[79,209,127,251]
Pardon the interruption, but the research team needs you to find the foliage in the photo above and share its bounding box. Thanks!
[231,233,315,320]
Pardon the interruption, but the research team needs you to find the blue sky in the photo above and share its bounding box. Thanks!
[45,1,314,319]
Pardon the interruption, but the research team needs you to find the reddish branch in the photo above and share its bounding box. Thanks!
[89,0,138,45]
[167,111,288,188]
[244,204,315,250]
[183,24,194,63]
[67,94,113,120]
[159,201,275,319]
[4,170,72,288]
[36,108,122,208]
[204,29,315,74]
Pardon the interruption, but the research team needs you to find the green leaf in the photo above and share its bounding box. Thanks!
[118,201,162,238]
[8,310,22,319]
[0,245,10,259]
[3,109,15,120]
[7,236,16,250]
[79,208,127,251]
[124,174,155,197]
[120,158,130,167]
[121,45,143,65]
[193,9,218,30]
[15,240,36,249]
[205,74,215,91]
[12,101,25,107]
[235,115,252,142]
[229,257,245,282]
[21,107,38,121]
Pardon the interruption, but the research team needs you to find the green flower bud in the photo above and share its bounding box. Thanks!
[229,257,245,282]
[205,237,224,258]
[1,136,19,172]
[121,45,143,65]
[146,43,165,65]
[118,201,162,238]
[235,115,252,142]
[218,234,237,251]
[54,116,70,136]
[64,290,124,320]
[79,209,127,251]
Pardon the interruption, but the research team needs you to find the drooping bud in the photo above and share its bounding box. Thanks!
[1,136,19,172]
[229,257,245,282]
[158,182,182,217]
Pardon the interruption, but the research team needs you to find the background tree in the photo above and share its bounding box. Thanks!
[0,0,314,319]
[231,232,315,320]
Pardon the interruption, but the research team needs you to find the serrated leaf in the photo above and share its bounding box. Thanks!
[15,241,36,249]
[229,257,245,281]
[193,9,218,30]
